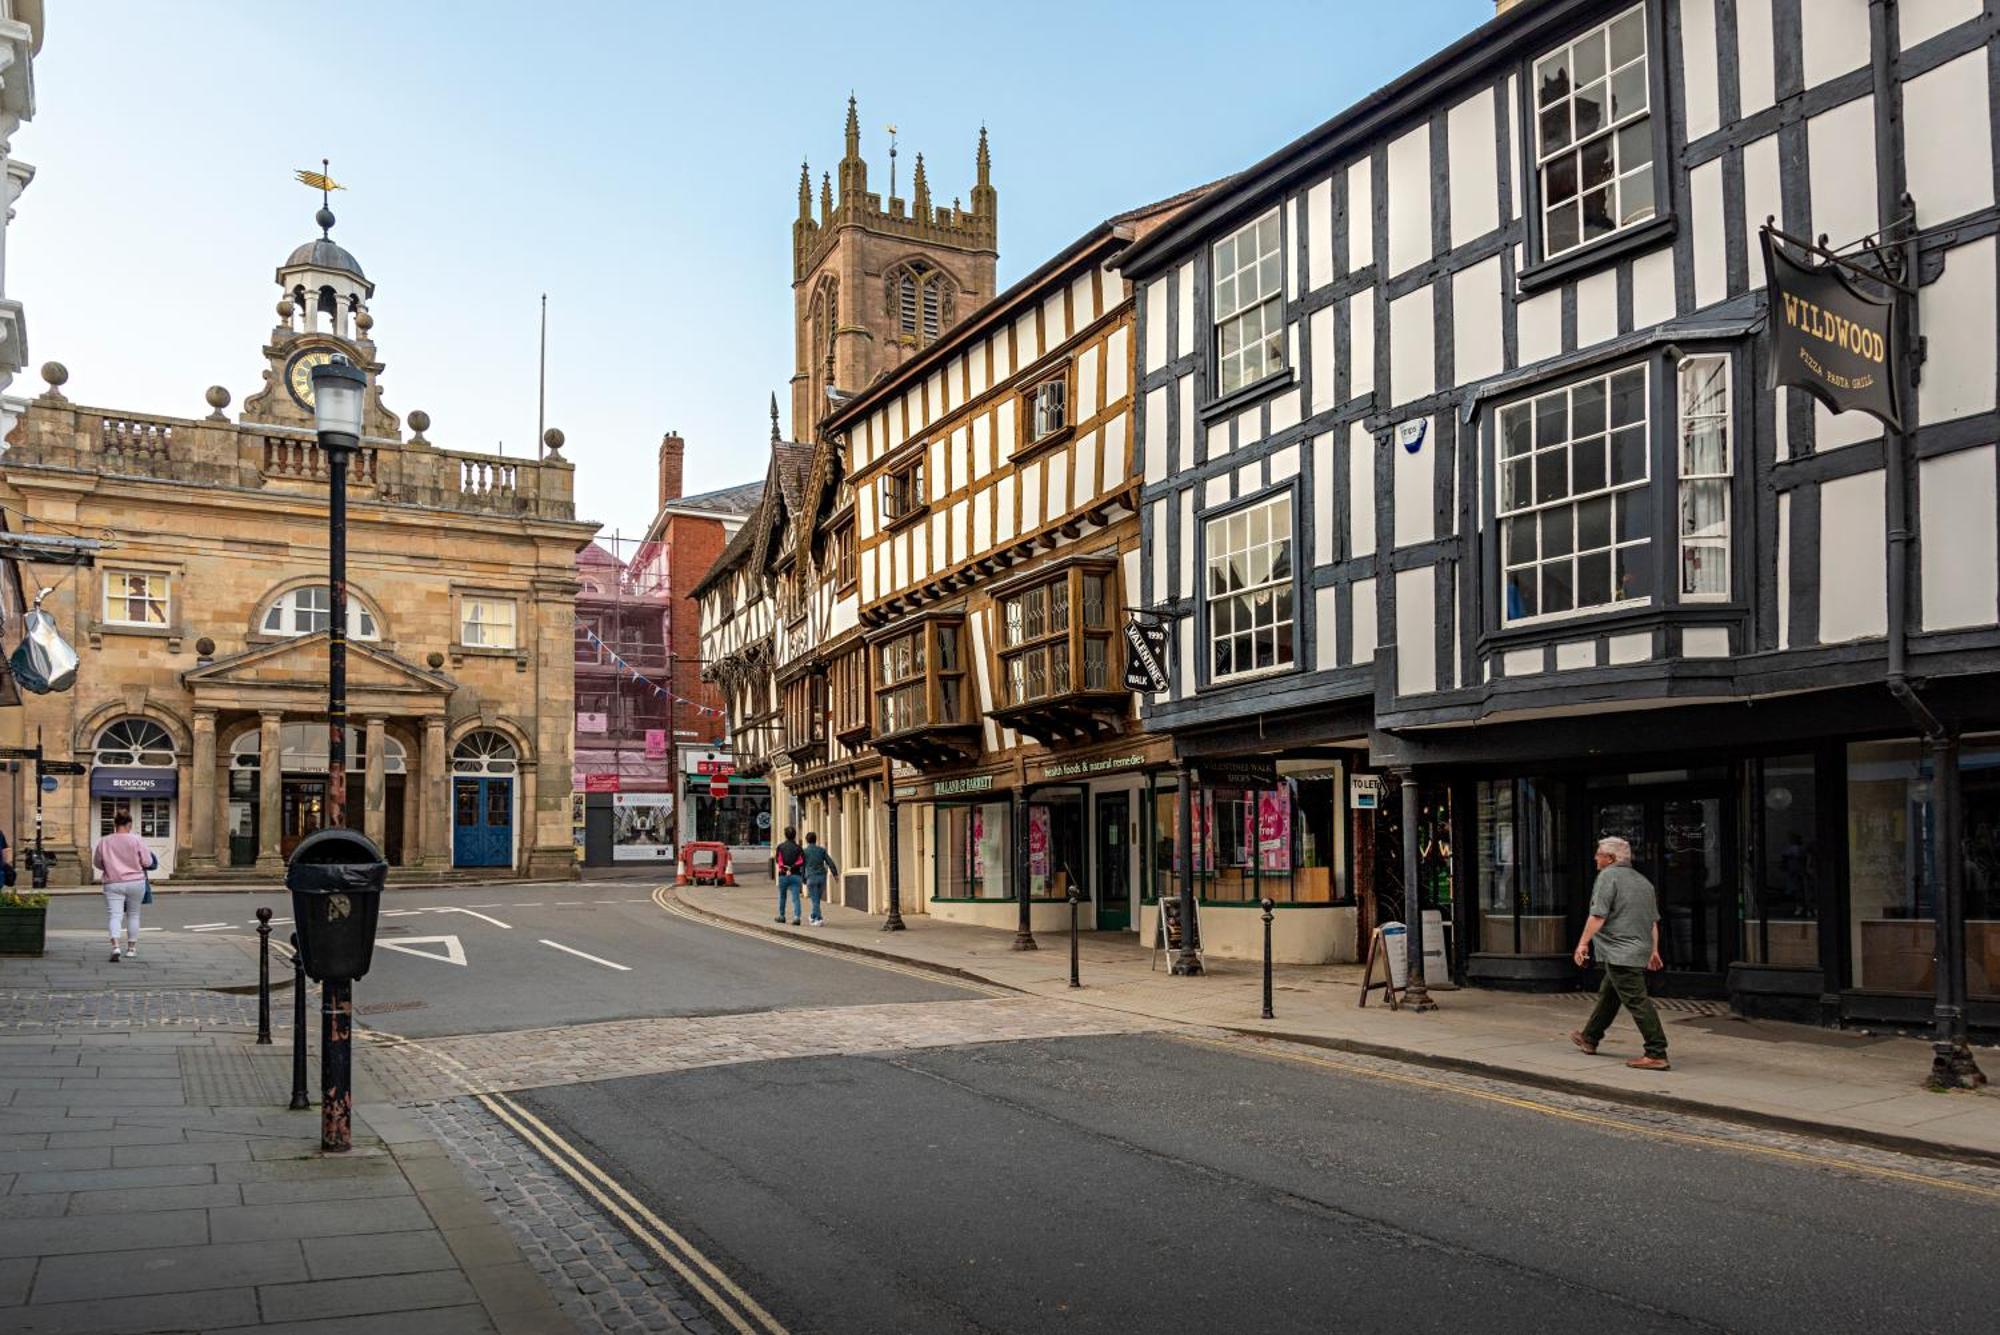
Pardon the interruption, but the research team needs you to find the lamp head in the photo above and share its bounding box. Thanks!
[310,354,368,451]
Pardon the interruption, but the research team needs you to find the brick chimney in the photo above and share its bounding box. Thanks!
[657,432,684,507]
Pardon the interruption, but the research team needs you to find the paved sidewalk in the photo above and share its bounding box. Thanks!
[675,881,2000,1163]
[0,931,572,1335]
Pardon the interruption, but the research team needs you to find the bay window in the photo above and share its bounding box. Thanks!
[1677,355,1731,599]
[1205,493,1295,680]
[997,561,1117,707]
[872,616,968,739]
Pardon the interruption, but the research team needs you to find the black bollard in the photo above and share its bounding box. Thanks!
[288,933,310,1111]
[1260,897,1275,1020]
[254,908,274,1045]
[1067,883,1081,989]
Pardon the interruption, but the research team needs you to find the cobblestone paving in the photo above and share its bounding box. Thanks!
[414,1095,718,1335]
[0,984,261,1029]
[358,995,1169,1100]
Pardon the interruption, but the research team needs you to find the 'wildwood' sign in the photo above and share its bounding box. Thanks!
[1760,227,1903,432]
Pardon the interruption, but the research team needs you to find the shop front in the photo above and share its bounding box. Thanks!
[679,745,770,862]
[1023,738,1177,933]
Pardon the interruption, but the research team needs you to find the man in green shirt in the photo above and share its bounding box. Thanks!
[1570,835,1670,1070]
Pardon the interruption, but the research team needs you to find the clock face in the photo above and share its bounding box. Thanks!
[284,347,343,410]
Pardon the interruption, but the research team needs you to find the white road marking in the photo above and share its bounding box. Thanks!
[190,925,239,933]
[468,903,503,908]
[538,939,630,971]
[556,901,583,906]
[440,907,513,930]
[593,899,619,904]
[380,909,425,917]
[186,922,230,930]
[377,935,468,967]
[516,902,544,907]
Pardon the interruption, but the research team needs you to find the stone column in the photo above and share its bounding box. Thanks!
[255,711,283,873]
[363,716,387,850]
[423,716,450,867]
[187,710,218,870]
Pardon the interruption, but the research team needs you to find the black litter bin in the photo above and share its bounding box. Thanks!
[286,828,387,982]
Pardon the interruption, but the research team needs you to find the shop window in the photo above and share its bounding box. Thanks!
[99,797,171,840]
[1144,779,1317,905]
[1747,755,1818,967]
[94,718,176,768]
[1678,355,1731,599]
[690,780,772,847]
[1962,746,2000,1000]
[1212,209,1285,397]
[1499,363,1651,623]
[102,569,169,628]
[998,563,1118,706]
[262,585,378,639]
[1531,3,1656,262]
[1204,493,1295,680]
[936,801,1011,899]
[460,597,517,650]
[1477,778,1574,955]
[1026,796,1086,899]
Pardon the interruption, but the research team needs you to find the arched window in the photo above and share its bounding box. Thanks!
[452,730,518,775]
[229,724,407,773]
[95,719,176,768]
[261,586,379,640]
[898,270,920,334]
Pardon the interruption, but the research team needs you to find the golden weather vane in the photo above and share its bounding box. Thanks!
[294,157,346,207]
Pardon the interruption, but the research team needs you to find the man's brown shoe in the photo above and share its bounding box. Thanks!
[1626,1055,1671,1071]
[1569,1031,1598,1054]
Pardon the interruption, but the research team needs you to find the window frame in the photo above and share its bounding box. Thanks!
[1515,0,1677,294]
[870,614,969,739]
[101,567,171,629]
[1199,486,1300,688]
[1207,207,1290,405]
[1017,362,1075,458]
[881,454,930,530]
[993,559,1120,710]
[1676,354,1732,603]
[259,584,380,641]
[457,594,519,652]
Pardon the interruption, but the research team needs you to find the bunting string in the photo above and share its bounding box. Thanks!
[582,627,722,717]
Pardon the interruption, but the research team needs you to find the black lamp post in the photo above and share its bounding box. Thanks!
[307,354,367,1151]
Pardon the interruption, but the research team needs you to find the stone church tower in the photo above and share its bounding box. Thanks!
[790,97,997,442]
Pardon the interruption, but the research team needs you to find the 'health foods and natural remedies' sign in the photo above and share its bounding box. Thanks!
[1761,227,1902,431]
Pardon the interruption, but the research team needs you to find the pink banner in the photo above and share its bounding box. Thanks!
[644,729,667,759]
[1257,789,1291,871]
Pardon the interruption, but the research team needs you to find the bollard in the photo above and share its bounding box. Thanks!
[1067,884,1081,989]
[254,908,274,1044]
[288,933,310,1111]
[1260,897,1275,1020]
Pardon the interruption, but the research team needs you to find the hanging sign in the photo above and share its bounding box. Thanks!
[583,773,622,794]
[1760,227,1902,431]
[1122,618,1171,693]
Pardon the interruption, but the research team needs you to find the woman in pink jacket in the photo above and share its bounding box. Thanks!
[92,812,156,962]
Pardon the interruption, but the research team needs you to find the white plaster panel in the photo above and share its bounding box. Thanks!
[1177,619,1195,698]
[1576,267,1618,351]
[1143,387,1168,484]
[1016,311,1041,369]
[1205,474,1229,508]
[860,553,875,603]
[1103,417,1127,489]
[1393,417,1435,548]
[1629,245,1676,327]
[1285,197,1300,303]
[1819,469,1888,643]
[1505,74,1522,222]
[1234,461,1260,496]
[1072,273,1096,330]
[929,512,946,573]
[886,403,905,452]
[1736,0,1777,116]
[973,414,992,480]
[996,399,1017,465]
[1388,284,1435,407]
[1075,431,1098,504]
[1919,238,1997,425]
[1386,124,1433,277]
[1349,291,1376,400]
[1234,405,1262,452]
[944,356,962,413]
[1451,255,1504,386]
[1447,88,1499,248]
[1351,577,1377,666]
[1607,631,1651,665]
[1517,287,1561,367]
[892,532,907,591]
[1901,0,1983,50]
[1021,460,1043,532]
[1503,648,1541,677]
[1395,567,1436,696]
[1268,389,1302,438]
[1347,159,1373,274]
[1742,134,1783,290]
[1047,451,1070,519]
[1106,328,1129,405]
[1149,498,1168,603]
[1904,53,1994,228]
[1314,585,1337,669]
[1681,0,1721,140]
[1777,490,1791,648]
[930,438,947,496]
[951,499,969,566]
[1802,0,1870,86]
[1178,488,1195,600]
[1349,421,1377,556]
[1269,442,1300,485]
[994,327,1014,382]
[969,341,989,398]
[1815,400,1878,452]
[925,372,943,428]
[1207,420,1230,460]
[1807,94,1878,251]
[1313,431,1335,566]
[996,475,1016,543]
[1310,305,1337,414]
[1307,178,1334,290]
[1177,375,1195,469]
[1555,639,1596,671]
[1047,292,1071,350]
[1682,627,1731,658]
[1691,157,1728,310]
[1921,445,1999,630]
[1175,263,1195,361]
[859,486,877,540]
[1079,348,1100,421]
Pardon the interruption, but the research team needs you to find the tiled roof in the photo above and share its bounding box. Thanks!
[667,479,765,517]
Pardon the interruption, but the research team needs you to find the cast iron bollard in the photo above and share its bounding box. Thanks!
[255,908,274,1044]
[288,933,310,1110]
[1067,884,1081,989]
[1260,897,1276,1020]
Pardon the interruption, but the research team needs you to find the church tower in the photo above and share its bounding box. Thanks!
[790,98,997,442]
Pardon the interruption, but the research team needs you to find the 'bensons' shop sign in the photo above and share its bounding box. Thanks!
[1760,227,1902,431]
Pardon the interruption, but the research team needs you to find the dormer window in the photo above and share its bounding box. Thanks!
[262,585,378,639]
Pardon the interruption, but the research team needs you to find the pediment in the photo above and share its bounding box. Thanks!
[184,632,453,697]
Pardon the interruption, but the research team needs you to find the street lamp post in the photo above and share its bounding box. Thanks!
[308,354,367,1152]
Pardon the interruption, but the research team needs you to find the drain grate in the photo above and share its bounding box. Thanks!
[356,999,426,1016]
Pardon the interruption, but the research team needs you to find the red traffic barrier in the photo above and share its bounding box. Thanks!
[677,841,735,886]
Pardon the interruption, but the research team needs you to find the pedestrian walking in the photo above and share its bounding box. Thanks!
[773,826,806,926]
[1570,835,1669,1070]
[801,832,837,926]
[92,812,157,963]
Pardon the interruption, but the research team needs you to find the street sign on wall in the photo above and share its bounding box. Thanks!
[1123,618,1170,693]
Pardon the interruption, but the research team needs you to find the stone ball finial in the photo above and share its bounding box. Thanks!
[315,205,337,234]
[407,409,431,444]
[39,361,68,397]
[277,296,295,319]
[426,650,446,670]
[204,386,231,421]
[542,427,566,456]
[195,636,216,659]
[354,308,374,333]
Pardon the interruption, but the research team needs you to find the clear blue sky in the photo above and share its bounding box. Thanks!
[15,0,1486,542]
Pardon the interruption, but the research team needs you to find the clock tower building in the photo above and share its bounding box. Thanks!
[240,202,401,437]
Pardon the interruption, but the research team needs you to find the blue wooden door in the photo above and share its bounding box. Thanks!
[453,777,513,868]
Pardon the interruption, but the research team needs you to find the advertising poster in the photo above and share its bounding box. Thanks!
[612,792,675,861]
[1257,789,1292,871]
[1028,805,1051,882]
[571,793,586,863]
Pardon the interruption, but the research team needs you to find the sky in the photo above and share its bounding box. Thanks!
[13,0,1488,543]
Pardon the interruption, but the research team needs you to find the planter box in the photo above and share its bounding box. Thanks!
[0,905,47,956]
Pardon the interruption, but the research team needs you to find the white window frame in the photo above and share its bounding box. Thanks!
[1677,355,1731,601]
[460,597,518,651]
[261,586,378,639]
[1211,209,1285,397]
[102,569,170,628]
[1533,2,1656,262]
[1204,492,1296,683]
[1497,362,1654,627]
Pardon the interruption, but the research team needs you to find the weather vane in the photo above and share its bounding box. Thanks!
[294,158,346,207]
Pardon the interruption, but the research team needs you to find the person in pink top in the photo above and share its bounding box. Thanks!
[92,812,156,963]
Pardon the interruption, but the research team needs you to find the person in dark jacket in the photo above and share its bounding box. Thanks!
[773,828,806,925]
[801,832,838,927]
